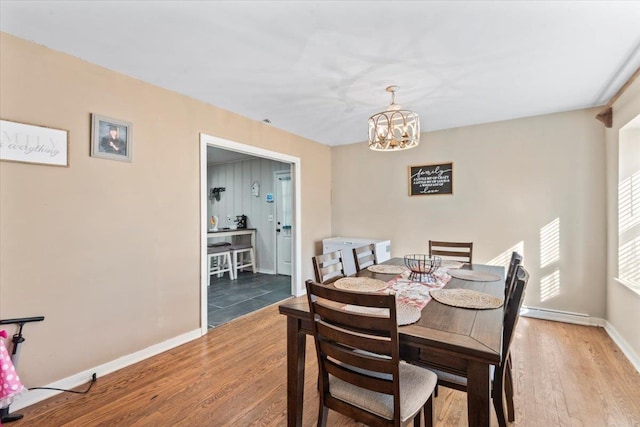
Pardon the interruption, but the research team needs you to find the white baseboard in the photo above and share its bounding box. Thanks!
[10,328,202,412]
[520,305,605,327]
[521,305,639,374]
[604,321,640,374]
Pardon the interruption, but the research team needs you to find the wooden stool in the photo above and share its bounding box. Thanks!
[230,244,256,279]
[207,246,234,285]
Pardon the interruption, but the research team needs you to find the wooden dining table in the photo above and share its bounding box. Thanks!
[278,258,505,427]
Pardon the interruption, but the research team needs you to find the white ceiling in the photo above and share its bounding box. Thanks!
[2,1,640,146]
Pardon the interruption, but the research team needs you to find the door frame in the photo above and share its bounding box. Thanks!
[199,134,302,335]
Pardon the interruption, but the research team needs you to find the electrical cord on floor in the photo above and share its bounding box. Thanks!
[28,373,97,395]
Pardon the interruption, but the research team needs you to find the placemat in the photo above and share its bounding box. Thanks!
[367,264,407,275]
[447,270,501,282]
[344,301,422,326]
[441,260,465,269]
[429,289,503,309]
[334,277,388,292]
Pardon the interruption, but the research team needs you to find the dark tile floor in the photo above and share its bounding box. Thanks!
[207,271,292,329]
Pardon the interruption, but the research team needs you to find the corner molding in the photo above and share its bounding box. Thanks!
[10,328,202,411]
[595,107,613,128]
[595,64,640,128]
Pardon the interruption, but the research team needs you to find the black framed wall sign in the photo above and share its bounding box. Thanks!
[409,162,453,196]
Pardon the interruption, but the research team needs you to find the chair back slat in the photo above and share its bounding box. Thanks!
[313,304,393,336]
[353,244,377,272]
[428,240,473,264]
[313,250,346,284]
[320,340,395,374]
[316,320,393,356]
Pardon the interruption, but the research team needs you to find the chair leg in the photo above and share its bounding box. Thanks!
[232,251,238,280]
[492,371,508,427]
[207,254,213,287]
[250,247,256,273]
[413,407,421,427]
[318,404,328,427]
[505,363,515,422]
[225,252,234,280]
[423,394,434,427]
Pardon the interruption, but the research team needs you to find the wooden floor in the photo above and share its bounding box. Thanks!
[11,303,640,426]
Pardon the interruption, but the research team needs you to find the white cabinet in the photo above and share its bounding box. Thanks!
[322,237,391,276]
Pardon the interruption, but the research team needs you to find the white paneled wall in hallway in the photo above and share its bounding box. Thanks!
[207,157,290,273]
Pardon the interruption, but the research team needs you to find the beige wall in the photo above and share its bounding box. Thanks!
[332,109,607,317]
[605,75,640,361]
[0,33,331,386]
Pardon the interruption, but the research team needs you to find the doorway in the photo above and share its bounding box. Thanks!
[199,134,302,335]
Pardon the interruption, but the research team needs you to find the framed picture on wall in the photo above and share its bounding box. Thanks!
[0,119,69,167]
[409,162,453,196]
[90,114,132,162]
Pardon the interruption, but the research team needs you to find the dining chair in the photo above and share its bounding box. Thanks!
[502,251,523,411]
[305,280,437,427]
[353,243,377,272]
[312,250,346,284]
[419,265,529,427]
[428,240,473,264]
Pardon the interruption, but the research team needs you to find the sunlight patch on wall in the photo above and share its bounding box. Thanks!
[540,218,560,302]
[619,235,640,286]
[540,269,560,302]
[488,241,524,267]
[540,218,560,269]
[618,170,639,233]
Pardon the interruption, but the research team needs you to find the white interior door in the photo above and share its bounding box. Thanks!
[275,170,292,276]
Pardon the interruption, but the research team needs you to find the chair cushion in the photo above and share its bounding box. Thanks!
[329,361,437,422]
[208,242,231,248]
[207,246,232,254]
[229,243,252,250]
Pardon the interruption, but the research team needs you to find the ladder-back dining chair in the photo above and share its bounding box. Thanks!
[428,240,473,264]
[418,265,529,427]
[312,250,346,284]
[353,243,377,272]
[305,280,437,426]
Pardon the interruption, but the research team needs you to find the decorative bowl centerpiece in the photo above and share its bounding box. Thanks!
[404,254,442,282]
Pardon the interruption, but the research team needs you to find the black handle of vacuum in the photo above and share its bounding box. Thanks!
[0,316,45,325]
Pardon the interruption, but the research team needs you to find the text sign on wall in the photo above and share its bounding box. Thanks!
[409,162,453,196]
[0,119,69,167]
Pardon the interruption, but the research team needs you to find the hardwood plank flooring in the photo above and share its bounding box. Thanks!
[10,306,640,426]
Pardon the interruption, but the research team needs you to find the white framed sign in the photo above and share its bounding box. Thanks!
[0,119,69,167]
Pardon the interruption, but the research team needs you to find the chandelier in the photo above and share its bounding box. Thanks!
[368,86,420,151]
